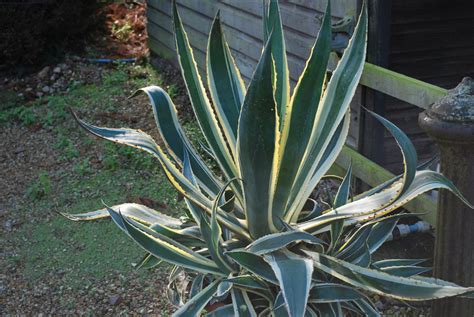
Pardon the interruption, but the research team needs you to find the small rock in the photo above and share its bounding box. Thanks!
[17,93,24,98]
[38,66,50,79]
[53,66,61,74]
[36,91,44,98]
[25,87,33,92]
[109,295,123,306]
[50,74,57,81]
[4,219,13,231]
[42,86,50,93]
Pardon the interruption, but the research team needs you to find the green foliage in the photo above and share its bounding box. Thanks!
[27,171,51,201]
[65,2,474,316]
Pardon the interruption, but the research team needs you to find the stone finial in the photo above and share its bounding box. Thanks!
[419,77,474,143]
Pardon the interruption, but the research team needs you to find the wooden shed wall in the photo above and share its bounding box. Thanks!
[146,0,361,147]
[382,0,474,173]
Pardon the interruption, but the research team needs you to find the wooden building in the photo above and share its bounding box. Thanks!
[146,0,474,173]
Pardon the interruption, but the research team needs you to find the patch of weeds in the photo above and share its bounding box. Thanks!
[167,84,179,99]
[26,171,51,200]
[73,158,93,176]
[103,68,129,86]
[55,134,79,160]
[103,143,156,171]
[0,106,37,126]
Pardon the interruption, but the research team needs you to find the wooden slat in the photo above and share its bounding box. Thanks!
[358,62,447,109]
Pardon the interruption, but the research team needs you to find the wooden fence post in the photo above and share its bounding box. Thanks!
[418,77,474,316]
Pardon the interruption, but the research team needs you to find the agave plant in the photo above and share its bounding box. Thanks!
[64,1,474,316]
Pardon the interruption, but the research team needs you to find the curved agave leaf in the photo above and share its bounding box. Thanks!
[200,179,238,274]
[237,29,278,238]
[111,208,224,276]
[135,253,162,270]
[189,274,205,299]
[271,0,331,223]
[74,116,249,238]
[372,258,428,269]
[226,250,278,284]
[61,202,179,226]
[298,170,473,234]
[309,283,364,303]
[149,222,205,248]
[264,251,313,317]
[207,12,246,154]
[366,109,417,198]
[263,0,290,125]
[134,86,222,196]
[173,279,220,317]
[285,4,367,220]
[273,291,289,317]
[380,266,431,277]
[231,288,258,317]
[245,230,324,255]
[305,250,474,300]
[204,304,234,317]
[172,1,240,196]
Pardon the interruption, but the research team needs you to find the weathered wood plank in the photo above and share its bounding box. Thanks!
[359,62,447,109]
[148,0,216,18]
[286,0,358,18]
[148,3,212,38]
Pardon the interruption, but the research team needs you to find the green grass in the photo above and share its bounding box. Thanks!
[4,63,185,291]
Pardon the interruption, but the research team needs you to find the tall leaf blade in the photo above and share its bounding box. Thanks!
[285,4,368,218]
[207,13,246,154]
[237,32,278,238]
[172,2,239,190]
[265,0,290,125]
[264,251,313,317]
[271,1,332,221]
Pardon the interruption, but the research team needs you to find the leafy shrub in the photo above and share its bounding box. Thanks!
[64,2,474,316]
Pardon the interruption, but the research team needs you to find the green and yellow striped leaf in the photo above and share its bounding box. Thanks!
[111,207,224,276]
[285,4,367,219]
[305,251,474,300]
[245,230,324,255]
[264,251,313,317]
[271,0,332,222]
[264,0,290,125]
[134,86,222,196]
[172,1,240,198]
[207,13,246,155]
[237,30,278,238]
